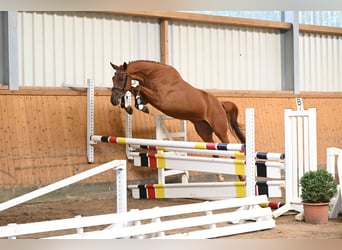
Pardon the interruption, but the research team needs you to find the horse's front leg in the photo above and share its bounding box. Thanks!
[120,95,133,115]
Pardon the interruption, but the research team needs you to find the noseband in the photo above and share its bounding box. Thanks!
[112,71,129,95]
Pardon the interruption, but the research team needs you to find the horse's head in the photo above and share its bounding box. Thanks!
[110,62,132,106]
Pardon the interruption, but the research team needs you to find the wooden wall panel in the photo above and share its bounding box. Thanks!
[0,90,342,191]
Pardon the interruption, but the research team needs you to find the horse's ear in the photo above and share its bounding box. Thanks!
[123,62,128,70]
[110,62,120,71]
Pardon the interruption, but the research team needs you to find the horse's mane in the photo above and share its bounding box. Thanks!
[127,60,180,76]
[128,60,183,80]
[127,60,176,70]
[128,60,163,65]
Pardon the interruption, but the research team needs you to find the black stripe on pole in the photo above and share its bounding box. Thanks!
[256,152,285,160]
[101,136,109,142]
[256,181,269,197]
[216,143,226,150]
[139,153,149,167]
[138,184,147,199]
[255,161,267,177]
[256,152,268,160]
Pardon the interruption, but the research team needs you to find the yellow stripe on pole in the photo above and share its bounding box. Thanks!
[154,184,165,198]
[234,151,245,159]
[156,154,166,169]
[234,182,247,197]
[116,137,126,144]
[194,143,206,149]
[233,159,245,175]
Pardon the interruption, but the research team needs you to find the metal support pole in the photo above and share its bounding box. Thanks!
[1,11,18,90]
[281,11,300,93]
[245,108,255,197]
[87,79,95,163]
[125,92,133,160]
[116,161,127,213]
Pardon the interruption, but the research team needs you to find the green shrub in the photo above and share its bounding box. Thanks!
[300,169,337,203]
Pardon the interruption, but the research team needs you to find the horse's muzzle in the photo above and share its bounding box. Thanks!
[110,95,120,106]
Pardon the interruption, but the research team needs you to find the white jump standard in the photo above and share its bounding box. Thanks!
[89,108,258,199]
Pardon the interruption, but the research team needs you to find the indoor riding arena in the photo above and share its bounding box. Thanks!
[0,11,342,239]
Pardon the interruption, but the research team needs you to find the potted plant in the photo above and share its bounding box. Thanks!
[300,169,337,224]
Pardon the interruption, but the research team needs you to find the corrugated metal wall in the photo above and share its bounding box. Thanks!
[17,12,160,87]
[168,20,282,90]
[0,12,6,84]
[300,33,342,91]
[16,11,342,92]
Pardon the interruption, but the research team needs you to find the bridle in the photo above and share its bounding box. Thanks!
[111,71,130,96]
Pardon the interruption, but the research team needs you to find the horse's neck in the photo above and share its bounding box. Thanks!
[129,63,160,88]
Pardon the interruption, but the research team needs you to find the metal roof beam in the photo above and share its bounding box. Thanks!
[1,11,18,91]
[281,11,300,94]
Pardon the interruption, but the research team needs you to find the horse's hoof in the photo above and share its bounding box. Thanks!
[142,107,150,114]
[238,175,246,181]
[126,107,133,115]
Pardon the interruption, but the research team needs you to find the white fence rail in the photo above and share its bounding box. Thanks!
[0,160,127,213]
[327,147,342,218]
[0,195,274,239]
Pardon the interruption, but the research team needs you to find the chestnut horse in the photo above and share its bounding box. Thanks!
[110,60,246,181]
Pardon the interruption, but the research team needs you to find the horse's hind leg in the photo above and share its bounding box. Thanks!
[192,121,225,182]
[205,115,246,182]
[192,120,214,142]
[120,96,133,114]
[221,101,245,143]
[134,95,150,113]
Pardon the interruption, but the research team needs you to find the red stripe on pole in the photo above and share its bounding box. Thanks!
[268,201,284,209]
[109,137,117,143]
[206,143,217,150]
[148,154,157,168]
[146,184,156,199]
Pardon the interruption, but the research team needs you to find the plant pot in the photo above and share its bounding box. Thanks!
[303,202,329,224]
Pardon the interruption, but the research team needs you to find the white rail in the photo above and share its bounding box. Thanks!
[327,147,342,218]
[0,160,127,214]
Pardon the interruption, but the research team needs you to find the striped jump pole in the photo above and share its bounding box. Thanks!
[131,144,284,160]
[131,145,245,158]
[131,152,246,176]
[129,180,285,200]
[131,152,284,179]
[256,152,285,161]
[90,135,245,152]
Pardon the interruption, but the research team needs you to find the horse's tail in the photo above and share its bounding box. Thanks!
[221,101,246,144]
